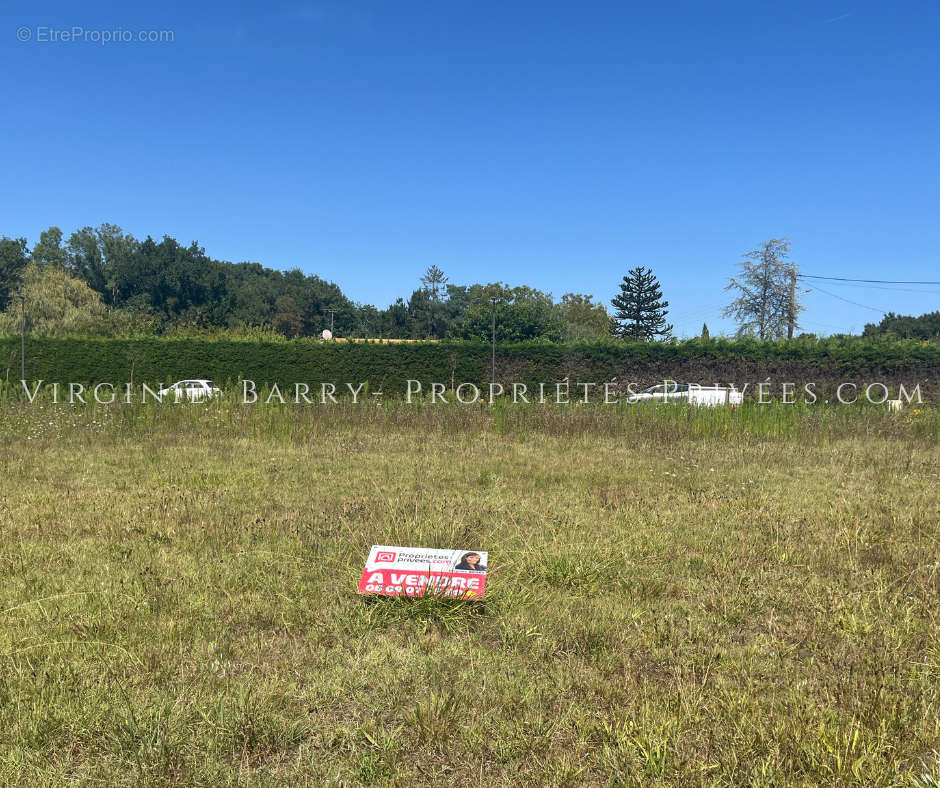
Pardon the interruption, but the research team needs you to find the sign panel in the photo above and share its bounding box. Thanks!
[358,545,488,599]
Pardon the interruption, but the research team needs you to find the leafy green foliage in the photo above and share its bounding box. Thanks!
[451,283,564,342]
[0,335,936,399]
[0,263,134,337]
[863,310,940,341]
[0,236,29,311]
[555,293,613,341]
[5,228,617,343]
[30,227,68,268]
[272,296,302,339]
[62,224,357,336]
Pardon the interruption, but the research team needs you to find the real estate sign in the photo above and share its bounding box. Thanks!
[358,545,488,599]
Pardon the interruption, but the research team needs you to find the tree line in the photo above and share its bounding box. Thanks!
[0,224,936,341]
[0,225,613,341]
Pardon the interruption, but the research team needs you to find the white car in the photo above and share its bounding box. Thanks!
[158,379,222,402]
[626,382,743,406]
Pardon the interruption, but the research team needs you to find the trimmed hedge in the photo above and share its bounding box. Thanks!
[0,335,937,398]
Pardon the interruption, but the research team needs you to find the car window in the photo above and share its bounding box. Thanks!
[643,385,664,394]
[675,384,688,392]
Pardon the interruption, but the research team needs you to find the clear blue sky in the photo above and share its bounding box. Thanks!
[3,0,938,336]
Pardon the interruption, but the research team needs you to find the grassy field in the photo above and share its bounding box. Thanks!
[1,399,938,786]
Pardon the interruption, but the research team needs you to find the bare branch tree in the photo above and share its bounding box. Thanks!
[723,239,803,339]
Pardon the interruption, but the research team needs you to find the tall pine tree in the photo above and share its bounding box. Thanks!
[611,266,673,340]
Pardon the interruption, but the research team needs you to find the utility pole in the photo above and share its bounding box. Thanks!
[490,297,497,386]
[19,295,25,382]
[787,269,796,340]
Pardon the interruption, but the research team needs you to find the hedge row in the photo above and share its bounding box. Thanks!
[1,335,937,398]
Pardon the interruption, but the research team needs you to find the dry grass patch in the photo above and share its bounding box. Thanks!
[0,400,938,785]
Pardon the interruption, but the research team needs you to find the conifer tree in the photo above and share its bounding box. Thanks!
[723,238,802,339]
[420,265,448,300]
[611,266,673,340]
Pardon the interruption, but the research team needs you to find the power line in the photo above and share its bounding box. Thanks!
[809,285,886,314]
[807,280,940,295]
[799,274,940,285]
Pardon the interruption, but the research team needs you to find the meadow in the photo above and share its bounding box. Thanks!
[0,397,938,786]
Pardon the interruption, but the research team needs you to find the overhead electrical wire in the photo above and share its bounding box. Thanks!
[797,270,937,317]
[798,274,940,285]
[672,271,934,332]
[805,281,940,295]
[808,285,887,314]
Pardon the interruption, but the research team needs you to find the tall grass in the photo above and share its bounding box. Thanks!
[1,382,936,445]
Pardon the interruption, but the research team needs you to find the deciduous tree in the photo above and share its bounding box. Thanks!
[273,295,302,338]
[454,283,563,342]
[555,293,612,341]
[31,227,68,268]
[0,262,110,336]
[0,237,29,311]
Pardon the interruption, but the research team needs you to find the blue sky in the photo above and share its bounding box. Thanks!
[3,0,938,336]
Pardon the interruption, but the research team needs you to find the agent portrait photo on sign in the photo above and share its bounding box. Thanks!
[454,552,486,572]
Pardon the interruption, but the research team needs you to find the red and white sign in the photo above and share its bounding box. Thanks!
[358,545,488,599]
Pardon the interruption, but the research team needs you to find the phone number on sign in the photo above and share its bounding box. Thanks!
[362,583,478,597]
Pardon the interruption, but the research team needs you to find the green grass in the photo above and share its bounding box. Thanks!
[1,399,938,785]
